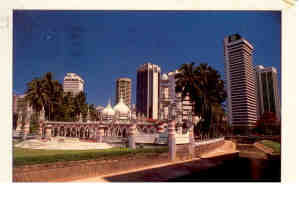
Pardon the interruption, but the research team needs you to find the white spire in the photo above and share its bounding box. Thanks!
[113,95,130,115]
[119,96,124,103]
[102,98,115,117]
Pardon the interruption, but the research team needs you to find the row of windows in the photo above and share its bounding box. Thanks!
[227,46,253,55]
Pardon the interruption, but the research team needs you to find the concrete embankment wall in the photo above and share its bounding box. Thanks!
[13,153,170,182]
[194,140,225,157]
[13,139,226,182]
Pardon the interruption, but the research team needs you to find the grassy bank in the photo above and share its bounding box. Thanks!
[259,140,281,154]
[13,146,168,167]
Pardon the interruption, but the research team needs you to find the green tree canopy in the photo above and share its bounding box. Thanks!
[175,62,227,135]
[25,72,90,122]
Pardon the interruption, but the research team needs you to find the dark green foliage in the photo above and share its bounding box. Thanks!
[255,112,281,136]
[175,63,227,137]
[25,72,96,122]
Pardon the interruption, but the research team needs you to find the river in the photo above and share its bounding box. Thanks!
[168,144,281,182]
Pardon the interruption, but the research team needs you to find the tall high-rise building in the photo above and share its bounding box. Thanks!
[255,65,281,120]
[116,78,132,108]
[224,34,258,128]
[136,62,161,119]
[63,73,84,95]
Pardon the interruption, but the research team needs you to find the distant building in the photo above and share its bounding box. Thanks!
[136,62,161,119]
[255,65,281,120]
[63,73,84,95]
[159,73,171,120]
[224,34,258,128]
[167,70,180,104]
[159,70,192,122]
[14,94,28,114]
[115,78,132,108]
[13,93,17,114]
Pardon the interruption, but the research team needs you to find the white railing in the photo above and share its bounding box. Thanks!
[135,133,190,144]
[135,134,158,144]
[195,137,224,146]
[175,134,190,144]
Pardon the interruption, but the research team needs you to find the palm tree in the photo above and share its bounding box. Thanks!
[41,72,56,120]
[196,63,226,135]
[175,62,226,136]
[63,92,76,121]
[88,104,98,121]
[74,91,87,121]
[175,62,201,105]
[25,72,64,121]
[25,77,49,115]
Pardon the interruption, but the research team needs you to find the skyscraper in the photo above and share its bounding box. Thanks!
[136,62,161,119]
[255,65,281,120]
[224,34,258,128]
[116,78,132,108]
[63,73,85,95]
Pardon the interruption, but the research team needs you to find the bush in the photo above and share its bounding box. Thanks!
[259,140,280,154]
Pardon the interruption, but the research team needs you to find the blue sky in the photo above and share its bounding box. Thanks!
[13,10,281,107]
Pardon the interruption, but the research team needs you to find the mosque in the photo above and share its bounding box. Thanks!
[14,89,199,149]
[100,98,134,121]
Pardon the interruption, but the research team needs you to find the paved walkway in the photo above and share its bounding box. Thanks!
[72,140,237,182]
[201,140,237,158]
[15,137,112,150]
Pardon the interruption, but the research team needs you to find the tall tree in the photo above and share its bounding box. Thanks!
[41,72,63,120]
[25,78,48,114]
[63,92,76,121]
[74,91,87,121]
[175,62,226,135]
[196,63,226,135]
[88,104,98,121]
[175,62,201,104]
[25,72,64,121]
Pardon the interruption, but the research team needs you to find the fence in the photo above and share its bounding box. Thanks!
[169,136,226,161]
[133,133,191,145]
[134,134,158,144]
[195,137,224,146]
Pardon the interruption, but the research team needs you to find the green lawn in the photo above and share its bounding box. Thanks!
[259,140,281,154]
[13,146,168,167]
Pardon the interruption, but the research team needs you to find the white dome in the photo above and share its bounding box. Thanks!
[113,98,130,115]
[102,100,115,116]
[162,73,168,80]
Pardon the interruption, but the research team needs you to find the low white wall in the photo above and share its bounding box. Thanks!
[135,134,158,144]
[175,134,189,144]
[195,137,224,146]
